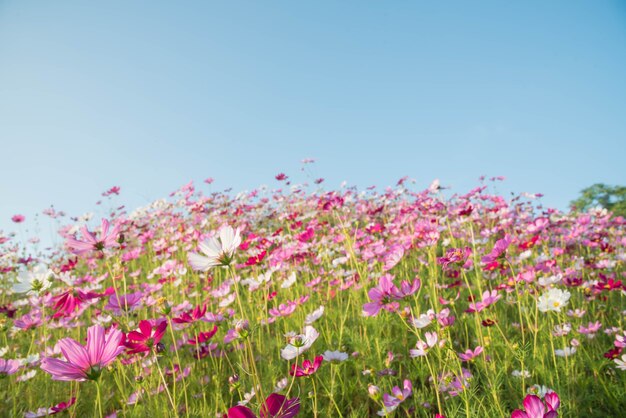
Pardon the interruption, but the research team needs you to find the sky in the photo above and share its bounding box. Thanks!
[1,1,625,246]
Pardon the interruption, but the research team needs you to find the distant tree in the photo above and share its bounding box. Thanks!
[571,183,626,217]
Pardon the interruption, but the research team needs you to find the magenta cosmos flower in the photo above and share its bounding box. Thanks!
[227,393,300,418]
[125,319,167,355]
[41,324,125,381]
[65,218,121,255]
[290,355,323,377]
[511,392,560,418]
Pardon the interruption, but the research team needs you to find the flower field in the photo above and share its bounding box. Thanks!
[1,176,625,417]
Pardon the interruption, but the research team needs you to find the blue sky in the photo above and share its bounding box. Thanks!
[1,1,625,245]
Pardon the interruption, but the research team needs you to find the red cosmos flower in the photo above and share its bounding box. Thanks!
[66,218,121,255]
[187,325,218,345]
[125,320,167,354]
[604,347,622,360]
[518,235,539,250]
[227,393,300,418]
[290,355,323,377]
[245,250,267,266]
[275,173,288,181]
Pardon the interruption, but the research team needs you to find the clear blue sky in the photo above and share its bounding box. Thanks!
[1,1,625,243]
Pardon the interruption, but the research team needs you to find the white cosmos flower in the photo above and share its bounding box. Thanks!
[188,226,241,271]
[537,288,570,313]
[538,274,562,287]
[219,293,236,308]
[377,404,398,416]
[241,271,272,291]
[305,306,324,325]
[16,370,36,382]
[322,350,349,362]
[13,265,53,295]
[614,354,626,370]
[280,326,319,360]
[512,370,531,378]
[281,272,296,289]
[555,347,576,357]
[274,377,289,392]
[411,310,435,329]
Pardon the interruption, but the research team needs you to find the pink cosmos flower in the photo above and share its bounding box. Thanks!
[382,379,412,408]
[466,290,502,313]
[458,346,484,362]
[41,324,125,381]
[0,358,20,375]
[481,234,513,265]
[511,392,560,418]
[290,355,323,377]
[11,214,25,223]
[227,393,300,418]
[362,275,402,317]
[105,292,143,315]
[383,245,404,271]
[66,218,121,255]
[270,302,298,318]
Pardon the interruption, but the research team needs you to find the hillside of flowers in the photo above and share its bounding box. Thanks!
[1,174,625,417]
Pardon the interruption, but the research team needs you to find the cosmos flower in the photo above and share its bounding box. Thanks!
[481,234,513,264]
[409,332,440,357]
[304,306,324,325]
[322,350,349,362]
[290,356,323,377]
[511,392,560,418]
[41,324,125,381]
[13,264,53,295]
[466,290,502,313]
[188,225,241,271]
[104,292,143,315]
[65,218,121,255]
[125,319,167,355]
[0,358,20,375]
[537,289,571,313]
[382,379,412,409]
[458,346,484,362]
[228,393,300,418]
[281,326,319,360]
[11,214,25,223]
[362,275,401,317]
[614,354,626,370]
[24,397,76,417]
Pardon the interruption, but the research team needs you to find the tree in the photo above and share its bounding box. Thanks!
[570,183,626,218]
